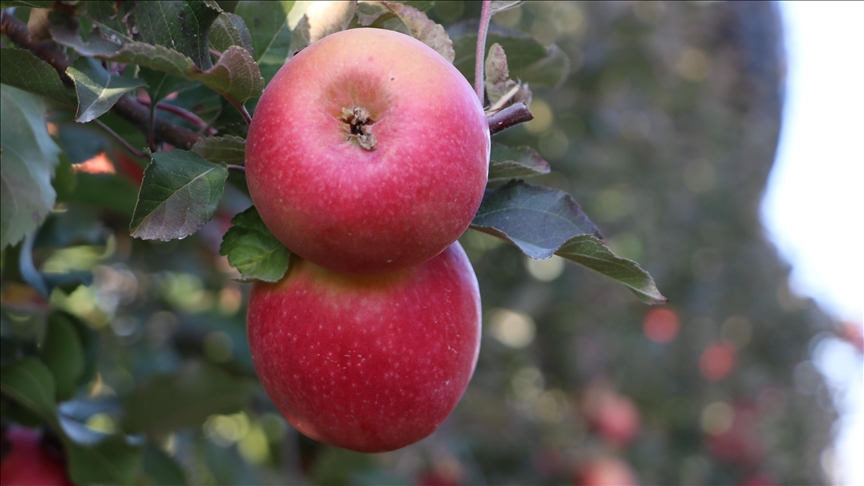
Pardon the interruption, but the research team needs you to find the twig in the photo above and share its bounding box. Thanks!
[0,10,203,150]
[137,98,217,135]
[93,118,149,158]
[474,0,493,103]
[487,102,533,135]
[209,48,222,59]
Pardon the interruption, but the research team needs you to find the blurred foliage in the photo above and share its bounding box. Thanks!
[0,1,847,485]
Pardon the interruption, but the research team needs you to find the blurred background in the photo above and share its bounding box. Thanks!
[5,1,861,485]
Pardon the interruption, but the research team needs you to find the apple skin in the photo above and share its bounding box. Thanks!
[247,242,481,452]
[0,426,73,486]
[246,28,490,275]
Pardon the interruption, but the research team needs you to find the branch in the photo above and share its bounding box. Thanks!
[0,10,202,150]
[474,0,493,102]
[487,102,534,135]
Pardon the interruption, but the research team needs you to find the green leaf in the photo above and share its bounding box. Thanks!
[209,12,254,55]
[122,360,255,436]
[66,57,147,123]
[40,312,86,401]
[484,43,532,108]
[191,135,246,165]
[50,20,264,106]
[0,84,61,250]
[490,1,524,15]
[129,149,228,241]
[138,67,199,106]
[56,172,139,215]
[489,143,550,180]
[381,1,454,63]
[123,0,222,69]
[0,0,54,7]
[454,33,570,88]
[64,434,143,486]
[141,444,188,486]
[234,1,295,63]
[0,357,56,421]
[219,206,291,282]
[0,48,77,106]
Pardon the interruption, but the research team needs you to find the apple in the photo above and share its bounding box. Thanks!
[0,426,73,486]
[582,386,641,448]
[247,242,481,452]
[246,28,490,275]
[574,456,639,486]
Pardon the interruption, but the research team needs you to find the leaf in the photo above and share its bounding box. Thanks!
[122,360,255,436]
[138,67,199,105]
[489,143,550,180]
[40,312,86,401]
[382,1,454,63]
[0,0,54,7]
[484,42,531,108]
[490,1,524,14]
[0,48,77,106]
[129,149,228,241]
[454,33,570,88]
[0,85,61,250]
[141,444,188,486]
[191,135,246,165]
[123,0,222,69]
[50,20,264,105]
[66,57,147,123]
[64,434,143,486]
[234,1,295,63]
[289,0,356,54]
[219,206,291,282]
[57,172,139,216]
[209,12,254,55]
[0,357,56,421]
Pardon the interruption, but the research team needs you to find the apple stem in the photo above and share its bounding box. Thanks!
[487,102,534,135]
[474,0,493,103]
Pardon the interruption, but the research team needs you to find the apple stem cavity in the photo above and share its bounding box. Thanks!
[341,106,378,150]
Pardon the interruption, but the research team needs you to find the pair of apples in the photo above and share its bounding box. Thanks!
[244,29,491,452]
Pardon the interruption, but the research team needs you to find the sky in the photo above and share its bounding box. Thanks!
[761,2,864,484]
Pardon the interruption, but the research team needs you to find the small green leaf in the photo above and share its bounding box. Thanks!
[210,12,254,55]
[0,48,77,106]
[1,84,61,250]
[66,57,147,123]
[234,1,295,63]
[489,143,550,180]
[122,360,255,436]
[64,434,143,486]
[40,312,86,401]
[191,135,246,165]
[490,1,524,15]
[454,33,570,88]
[382,1,454,63]
[130,149,229,241]
[219,206,291,282]
[0,357,56,421]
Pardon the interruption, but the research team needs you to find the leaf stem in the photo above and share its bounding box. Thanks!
[487,102,534,135]
[137,98,217,135]
[93,118,149,158]
[474,0,493,103]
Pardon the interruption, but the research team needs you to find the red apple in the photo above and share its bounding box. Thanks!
[581,384,641,448]
[574,456,639,486]
[247,242,481,452]
[246,28,490,275]
[1,426,73,486]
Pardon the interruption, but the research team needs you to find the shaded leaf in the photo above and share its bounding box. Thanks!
[489,143,550,180]
[40,312,86,401]
[141,444,188,486]
[122,360,255,435]
[0,357,56,421]
[454,33,570,87]
[0,85,61,249]
[382,1,454,63]
[289,0,356,54]
[125,0,222,69]
[490,1,524,15]
[56,172,139,216]
[64,434,143,486]
[484,42,531,108]
[209,12,254,55]
[219,206,291,282]
[234,1,295,63]
[191,135,246,165]
[0,48,76,106]
[66,57,147,123]
[130,149,228,241]
[138,68,199,105]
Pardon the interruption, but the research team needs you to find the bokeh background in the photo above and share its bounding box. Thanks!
[5,1,860,485]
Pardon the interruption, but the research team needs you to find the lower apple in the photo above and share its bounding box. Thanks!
[0,426,72,486]
[247,242,481,452]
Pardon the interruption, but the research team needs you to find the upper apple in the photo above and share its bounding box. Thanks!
[246,28,490,275]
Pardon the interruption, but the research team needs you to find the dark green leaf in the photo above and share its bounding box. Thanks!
[0,357,56,421]
[191,135,246,165]
[64,434,143,486]
[0,0,54,7]
[138,68,199,106]
[454,33,570,88]
[210,12,254,55]
[141,444,188,486]
[490,1,524,15]
[489,143,550,180]
[56,172,139,215]
[125,0,222,69]
[130,149,228,241]
[66,57,147,123]
[382,1,454,63]
[0,85,61,249]
[0,48,77,106]
[122,360,255,435]
[219,206,291,282]
[40,312,86,401]
[234,1,295,63]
